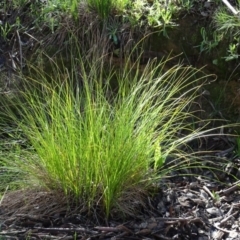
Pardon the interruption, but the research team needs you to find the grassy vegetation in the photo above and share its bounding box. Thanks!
[87,0,129,19]
[213,6,240,61]
[1,0,239,58]
[0,0,240,224]
[0,49,217,217]
[0,0,198,41]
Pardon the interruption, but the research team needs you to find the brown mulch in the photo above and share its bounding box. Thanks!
[1,153,240,240]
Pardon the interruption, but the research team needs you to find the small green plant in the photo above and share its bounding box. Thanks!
[29,0,80,30]
[87,0,129,19]
[213,7,240,36]
[177,0,194,12]
[106,17,121,46]
[127,0,178,35]
[114,0,129,12]
[212,6,240,61]
[147,0,178,37]
[224,41,240,61]
[198,27,220,54]
[212,190,220,201]
[0,22,13,42]
[125,0,145,26]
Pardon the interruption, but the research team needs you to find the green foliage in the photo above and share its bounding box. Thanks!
[224,41,240,61]
[177,0,194,12]
[126,0,180,35]
[147,0,179,36]
[198,27,220,54]
[106,17,122,46]
[0,51,213,217]
[17,0,80,32]
[213,7,240,36]
[212,5,240,61]
[87,0,129,19]
[0,0,197,37]
[0,22,13,42]
[211,190,220,201]
[1,0,240,220]
[87,0,112,19]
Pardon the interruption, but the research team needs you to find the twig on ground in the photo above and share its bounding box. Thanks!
[0,230,27,235]
[16,30,23,70]
[220,180,240,195]
[16,213,50,224]
[219,211,238,227]
[95,224,133,234]
[202,185,215,200]
[213,223,236,234]
[34,227,98,235]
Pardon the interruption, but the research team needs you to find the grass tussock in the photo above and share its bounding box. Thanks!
[0,53,214,218]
